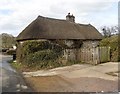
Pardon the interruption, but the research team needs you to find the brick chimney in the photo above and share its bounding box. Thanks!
[66,13,75,22]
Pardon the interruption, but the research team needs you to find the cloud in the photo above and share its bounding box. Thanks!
[49,1,115,18]
[0,0,118,36]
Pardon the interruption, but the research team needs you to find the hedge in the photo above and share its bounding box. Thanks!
[99,35,119,62]
[17,40,63,69]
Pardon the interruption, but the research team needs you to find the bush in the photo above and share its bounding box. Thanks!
[24,50,60,63]
[22,40,63,55]
[23,40,51,54]
[23,50,63,69]
[17,40,63,69]
[99,35,119,61]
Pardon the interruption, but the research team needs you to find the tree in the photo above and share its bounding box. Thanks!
[101,26,118,38]
[0,33,16,49]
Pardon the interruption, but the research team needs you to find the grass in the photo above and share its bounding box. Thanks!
[8,59,85,72]
[8,60,22,70]
[8,60,33,72]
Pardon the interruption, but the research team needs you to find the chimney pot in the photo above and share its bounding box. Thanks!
[66,13,75,22]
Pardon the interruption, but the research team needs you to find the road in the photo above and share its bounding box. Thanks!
[0,54,33,93]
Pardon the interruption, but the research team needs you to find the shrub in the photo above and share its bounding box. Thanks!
[17,40,63,69]
[22,40,63,55]
[22,40,51,54]
[99,35,119,61]
[23,50,63,69]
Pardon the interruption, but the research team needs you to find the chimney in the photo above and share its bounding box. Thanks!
[66,13,75,22]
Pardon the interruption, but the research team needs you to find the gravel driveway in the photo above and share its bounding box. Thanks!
[23,62,119,92]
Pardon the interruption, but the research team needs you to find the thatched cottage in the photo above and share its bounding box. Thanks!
[17,13,103,64]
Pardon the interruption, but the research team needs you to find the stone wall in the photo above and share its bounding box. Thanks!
[63,40,100,62]
[82,40,100,48]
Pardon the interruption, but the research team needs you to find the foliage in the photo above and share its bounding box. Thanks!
[24,50,60,66]
[17,40,64,69]
[99,35,119,61]
[22,41,51,54]
[0,33,16,49]
[8,60,22,70]
[22,40,63,54]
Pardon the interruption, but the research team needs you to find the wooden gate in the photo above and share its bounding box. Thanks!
[77,47,110,64]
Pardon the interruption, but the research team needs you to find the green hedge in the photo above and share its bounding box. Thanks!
[22,41,51,54]
[99,35,119,62]
[22,40,63,54]
[17,40,63,69]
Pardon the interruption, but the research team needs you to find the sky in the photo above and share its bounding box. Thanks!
[0,0,119,36]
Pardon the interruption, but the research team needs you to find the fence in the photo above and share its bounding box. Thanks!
[78,47,110,64]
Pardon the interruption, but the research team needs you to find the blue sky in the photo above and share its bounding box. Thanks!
[0,0,119,36]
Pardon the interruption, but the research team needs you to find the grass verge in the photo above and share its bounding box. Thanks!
[8,60,85,72]
[8,60,21,69]
[8,60,33,72]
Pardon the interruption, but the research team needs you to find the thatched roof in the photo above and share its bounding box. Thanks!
[17,15,103,41]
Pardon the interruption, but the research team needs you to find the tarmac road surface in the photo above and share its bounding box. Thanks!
[0,54,33,93]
